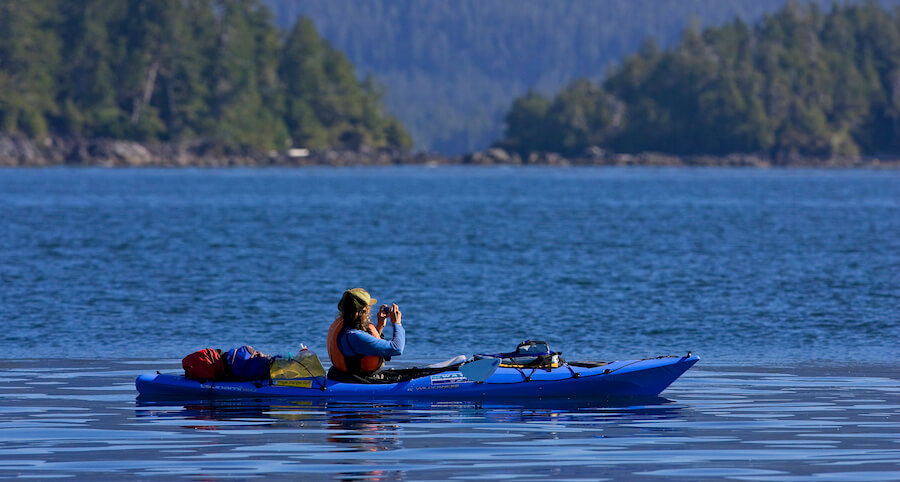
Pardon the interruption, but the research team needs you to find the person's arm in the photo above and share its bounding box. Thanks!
[346,324,405,357]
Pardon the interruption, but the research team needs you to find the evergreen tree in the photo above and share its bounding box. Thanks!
[208,0,283,150]
[498,91,551,154]
[118,0,177,140]
[0,0,410,151]
[279,16,411,149]
[544,79,619,154]
[500,1,900,158]
[279,16,333,148]
[159,0,218,141]
[0,0,60,138]
[55,1,127,138]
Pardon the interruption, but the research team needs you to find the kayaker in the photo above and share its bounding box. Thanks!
[326,288,405,382]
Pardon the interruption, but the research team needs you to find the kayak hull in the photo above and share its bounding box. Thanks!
[136,355,699,401]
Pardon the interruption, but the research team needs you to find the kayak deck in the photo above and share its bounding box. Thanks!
[136,355,699,401]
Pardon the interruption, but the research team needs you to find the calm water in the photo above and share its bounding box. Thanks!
[1,167,898,479]
[0,360,897,479]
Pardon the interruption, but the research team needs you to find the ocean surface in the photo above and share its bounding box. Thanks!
[1,167,898,479]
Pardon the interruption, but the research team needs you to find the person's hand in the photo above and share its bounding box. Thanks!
[389,304,401,325]
[376,305,389,330]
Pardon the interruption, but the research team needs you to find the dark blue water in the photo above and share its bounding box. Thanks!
[1,168,897,362]
[1,167,898,479]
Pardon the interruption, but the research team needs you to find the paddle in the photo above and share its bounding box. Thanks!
[458,357,500,383]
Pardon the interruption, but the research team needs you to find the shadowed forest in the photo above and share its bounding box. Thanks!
[266,0,900,155]
[498,2,900,159]
[1,0,899,162]
[0,0,411,152]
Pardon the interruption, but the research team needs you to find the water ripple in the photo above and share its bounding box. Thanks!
[0,360,897,479]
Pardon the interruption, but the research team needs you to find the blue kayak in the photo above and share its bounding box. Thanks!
[136,354,699,401]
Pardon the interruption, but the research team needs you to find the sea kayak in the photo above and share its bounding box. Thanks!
[136,354,699,401]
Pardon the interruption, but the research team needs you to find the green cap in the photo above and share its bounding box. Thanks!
[338,288,377,315]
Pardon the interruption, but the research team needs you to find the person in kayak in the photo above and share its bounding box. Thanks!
[326,288,404,382]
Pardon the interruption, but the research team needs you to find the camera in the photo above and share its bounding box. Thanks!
[380,305,392,315]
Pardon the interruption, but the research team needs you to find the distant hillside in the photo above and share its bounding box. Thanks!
[0,0,410,152]
[499,2,900,159]
[265,0,900,154]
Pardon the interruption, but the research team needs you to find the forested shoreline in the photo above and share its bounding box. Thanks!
[265,0,896,154]
[499,2,900,161]
[0,0,411,155]
[2,1,900,168]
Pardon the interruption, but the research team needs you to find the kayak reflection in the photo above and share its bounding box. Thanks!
[135,395,683,430]
[132,396,686,478]
[326,403,404,453]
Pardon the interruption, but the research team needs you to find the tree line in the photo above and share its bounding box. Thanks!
[499,1,900,159]
[265,0,896,154]
[0,0,411,151]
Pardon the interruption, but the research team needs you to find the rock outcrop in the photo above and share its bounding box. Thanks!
[0,136,455,168]
[0,135,895,169]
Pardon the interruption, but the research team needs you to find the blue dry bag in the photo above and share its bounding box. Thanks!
[226,345,272,380]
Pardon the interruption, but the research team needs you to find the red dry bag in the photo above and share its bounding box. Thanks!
[182,348,226,380]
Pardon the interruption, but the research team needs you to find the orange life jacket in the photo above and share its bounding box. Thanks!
[327,317,384,375]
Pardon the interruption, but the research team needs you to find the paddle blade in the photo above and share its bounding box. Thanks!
[459,357,500,382]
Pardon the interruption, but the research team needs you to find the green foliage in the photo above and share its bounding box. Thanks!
[500,1,900,158]
[0,0,409,150]
[0,0,61,138]
[280,17,328,147]
[499,91,551,153]
[499,81,623,155]
[264,0,899,154]
[207,0,283,149]
[277,17,410,149]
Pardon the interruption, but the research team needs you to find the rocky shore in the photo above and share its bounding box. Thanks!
[462,146,900,169]
[1,135,897,169]
[0,136,449,168]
